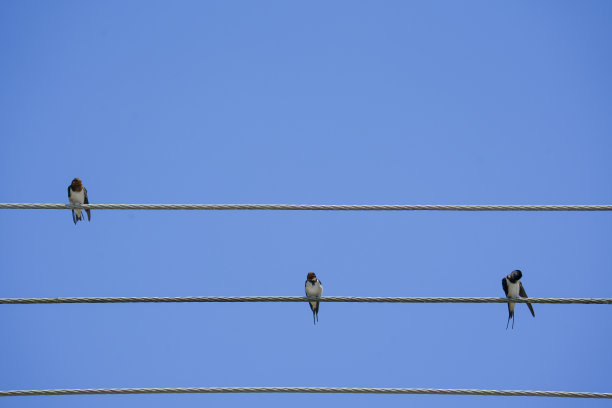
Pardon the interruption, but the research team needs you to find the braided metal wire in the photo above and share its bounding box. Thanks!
[1,386,610,398]
[1,203,612,211]
[1,296,610,305]
[1,202,607,401]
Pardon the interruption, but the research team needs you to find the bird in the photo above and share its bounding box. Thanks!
[502,269,535,329]
[68,178,91,225]
[305,272,323,324]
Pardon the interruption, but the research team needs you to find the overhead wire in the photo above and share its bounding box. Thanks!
[1,296,611,305]
[1,203,612,211]
[2,202,610,400]
[1,386,610,398]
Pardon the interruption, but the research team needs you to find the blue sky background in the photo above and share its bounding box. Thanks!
[1,1,611,407]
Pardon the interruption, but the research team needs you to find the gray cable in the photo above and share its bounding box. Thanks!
[1,296,610,305]
[1,203,607,401]
[1,386,610,398]
[1,203,612,211]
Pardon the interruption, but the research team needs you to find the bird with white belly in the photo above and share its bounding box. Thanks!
[68,178,91,225]
[305,272,323,325]
[502,269,535,329]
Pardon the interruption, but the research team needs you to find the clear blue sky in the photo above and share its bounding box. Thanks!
[1,1,611,407]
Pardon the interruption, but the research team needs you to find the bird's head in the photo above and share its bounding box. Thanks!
[71,178,82,187]
[306,272,317,282]
[508,269,523,283]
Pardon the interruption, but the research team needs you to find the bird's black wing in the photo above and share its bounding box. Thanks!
[68,186,76,224]
[314,280,321,318]
[84,188,91,221]
[502,277,512,318]
[519,282,535,317]
[305,282,313,311]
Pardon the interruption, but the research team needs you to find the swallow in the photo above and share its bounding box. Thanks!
[502,269,535,329]
[68,178,91,225]
[305,272,323,324]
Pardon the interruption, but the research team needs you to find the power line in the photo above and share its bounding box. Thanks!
[1,203,612,211]
[1,386,610,398]
[1,296,610,305]
[2,204,609,400]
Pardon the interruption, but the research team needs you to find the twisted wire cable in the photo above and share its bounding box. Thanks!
[1,386,610,398]
[1,203,612,211]
[1,296,610,305]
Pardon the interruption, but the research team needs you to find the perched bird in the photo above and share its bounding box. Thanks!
[68,178,91,225]
[502,269,535,329]
[305,272,323,324]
